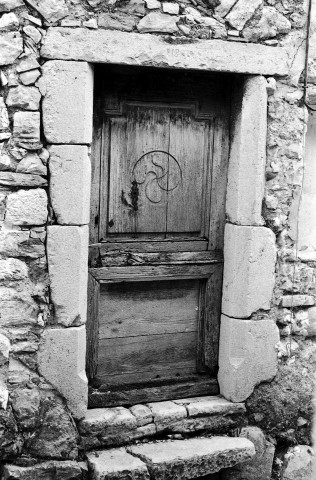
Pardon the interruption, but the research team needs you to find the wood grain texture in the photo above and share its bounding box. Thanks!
[98,332,197,383]
[90,264,217,282]
[208,117,230,250]
[167,107,210,234]
[99,279,199,339]
[88,376,219,407]
[95,240,208,252]
[203,264,223,374]
[86,274,100,381]
[89,249,223,267]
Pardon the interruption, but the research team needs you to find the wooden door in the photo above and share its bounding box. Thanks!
[87,66,231,407]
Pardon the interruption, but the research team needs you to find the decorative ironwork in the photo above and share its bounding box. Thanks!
[132,150,182,205]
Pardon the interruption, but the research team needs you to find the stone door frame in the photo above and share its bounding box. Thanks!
[37,28,284,419]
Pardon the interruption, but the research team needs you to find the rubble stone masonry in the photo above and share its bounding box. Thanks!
[0,0,315,479]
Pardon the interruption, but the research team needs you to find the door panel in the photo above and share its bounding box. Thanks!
[167,108,211,234]
[88,66,231,407]
[107,107,170,236]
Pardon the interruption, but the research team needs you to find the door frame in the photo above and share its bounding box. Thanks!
[40,30,281,419]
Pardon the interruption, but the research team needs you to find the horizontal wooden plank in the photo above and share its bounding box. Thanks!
[88,376,219,407]
[90,264,217,282]
[97,251,223,267]
[92,240,208,253]
[97,332,197,382]
[99,280,199,339]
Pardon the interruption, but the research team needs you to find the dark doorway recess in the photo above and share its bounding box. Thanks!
[87,65,232,408]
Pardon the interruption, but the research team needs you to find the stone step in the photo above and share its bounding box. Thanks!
[87,436,256,480]
[79,395,246,449]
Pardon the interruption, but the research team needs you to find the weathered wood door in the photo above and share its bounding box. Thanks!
[87,66,231,407]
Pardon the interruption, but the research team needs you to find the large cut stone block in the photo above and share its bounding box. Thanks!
[41,28,288,76]
[218,316,279,402]
[49,145,91,225]
[222,224,276,318]
[5,189,48,226]
[42,60,93,144]
[226,76,267,226]
[128,437,255,479]
[87,448,150,480]
[38,326,88,419]
[47,226,88,326]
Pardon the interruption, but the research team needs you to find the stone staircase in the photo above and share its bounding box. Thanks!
[78,395,255,479]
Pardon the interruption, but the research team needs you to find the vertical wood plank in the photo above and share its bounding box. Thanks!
[89,107,103,244]
[167,108,210,235]
[208,116,230,250]
[86,274,100,381]
[203,264,223,374]
[107,106,170,236]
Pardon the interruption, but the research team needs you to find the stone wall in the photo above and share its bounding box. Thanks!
[0,0,315,479]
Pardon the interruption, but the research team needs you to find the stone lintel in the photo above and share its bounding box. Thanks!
[218,315,279,403]
[222,224,276,318]
[49,145,91,225]
[38,326,88,419]
[41,28,288,76]
[47,225,88,327]
[42,60,93,144]
[226,76,267,226]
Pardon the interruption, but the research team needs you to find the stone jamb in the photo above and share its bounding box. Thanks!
[40,30,284,416]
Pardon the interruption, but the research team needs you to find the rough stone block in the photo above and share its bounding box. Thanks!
[215,0,238,17]
[13,111,41,146]
[222,224,276,318]
[281,295,315,308]
[42,61,93,144]
[226,0,263,31]
[128,437,255,479]
[17,153,47,176]
[0,0,24,11]
[0,229,45,259]
[146,401,187,432]
[221,426,275,480]
[41,28,288,76]
[0,32,23,66]
[6,85,41,111]
[280,445,314,480]
[0,97,9,131]
[226,76,267,226]
[47,226,88,326]
[5,189,48,226]
[38,326,88,419]
[158,414,244,435]
[79,407,137,449]
[2,461,84,479]
[98,12,137,31]
[49,145,91,225]
[137,12,179,33]
[174,395,246,418]
[0,172,47,187]
[87,448,150,480]
[0,333,10,367]
[218,315,279,402]
[130,404,153,426]
[36,0,69,23]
